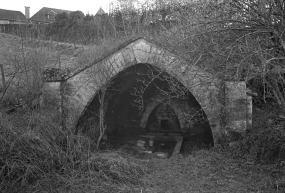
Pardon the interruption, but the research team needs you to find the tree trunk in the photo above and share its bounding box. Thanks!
[96,90,107,149]
[0,64,5,90]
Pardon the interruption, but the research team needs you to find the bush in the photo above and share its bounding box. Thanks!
[229,105,285,163]
[0,110,147,192]
[230,126,285,163]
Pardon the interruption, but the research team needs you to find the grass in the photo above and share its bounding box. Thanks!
[143,149,285,193]
[1,109,285,193]
[0,110,148,193]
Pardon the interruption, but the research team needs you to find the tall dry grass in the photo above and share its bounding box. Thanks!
[0,109,148,193]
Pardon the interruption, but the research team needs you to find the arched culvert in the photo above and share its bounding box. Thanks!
[76,63,214,151]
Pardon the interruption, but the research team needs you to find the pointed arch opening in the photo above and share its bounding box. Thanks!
[76,63,214,150]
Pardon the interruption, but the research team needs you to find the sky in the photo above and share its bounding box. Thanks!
[0,0,115,16]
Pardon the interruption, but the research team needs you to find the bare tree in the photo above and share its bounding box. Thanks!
[1,35,50,109]
[89,58,123,148]
[135,0,285,111]
[198,0,285,110]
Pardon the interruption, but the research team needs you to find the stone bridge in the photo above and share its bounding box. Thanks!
[43,37,251,145]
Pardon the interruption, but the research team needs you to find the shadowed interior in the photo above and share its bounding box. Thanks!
[77,63,214,150]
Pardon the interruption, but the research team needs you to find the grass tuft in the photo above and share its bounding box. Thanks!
[0,110,148,193]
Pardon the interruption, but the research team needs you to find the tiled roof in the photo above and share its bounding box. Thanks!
[30,7,71,23]
[0,8,26,21]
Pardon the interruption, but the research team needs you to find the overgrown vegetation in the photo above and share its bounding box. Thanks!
[229,103,285,164]
[0,110,148,192]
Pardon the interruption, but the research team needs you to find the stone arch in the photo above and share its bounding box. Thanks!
[140,95,207,133]
[141,100,183,129]
[62,38,222,142]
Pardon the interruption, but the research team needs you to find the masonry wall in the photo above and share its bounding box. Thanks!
[225,81,248,133]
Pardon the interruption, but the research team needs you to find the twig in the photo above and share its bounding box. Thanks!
[0,63,5,90]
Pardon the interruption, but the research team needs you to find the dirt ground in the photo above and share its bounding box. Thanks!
[134,150,285,193]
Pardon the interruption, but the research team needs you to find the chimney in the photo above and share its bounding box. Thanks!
[25,6,30,19]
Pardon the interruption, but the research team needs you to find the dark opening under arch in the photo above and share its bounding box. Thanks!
[146,103,181,133]
[76,63,214,148]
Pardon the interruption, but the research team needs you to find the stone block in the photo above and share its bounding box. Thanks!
[225,81,247,133]
[132,39,151,63]
[121,47,136,67]
[108,52,126,74]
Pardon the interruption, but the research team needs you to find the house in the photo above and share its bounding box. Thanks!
[95,7,107,17]
[94,7,109,25]
[30,7,72,24]
[0,8,27,24]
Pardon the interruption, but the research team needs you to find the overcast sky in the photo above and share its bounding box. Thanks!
[1,0,114,16]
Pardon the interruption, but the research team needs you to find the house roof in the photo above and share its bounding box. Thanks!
[30,7,72,23]
[0,8,26,21]
[95,7,106,16]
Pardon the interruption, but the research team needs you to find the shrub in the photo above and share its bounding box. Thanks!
[229,105,285,163]
[0,110,147,192]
